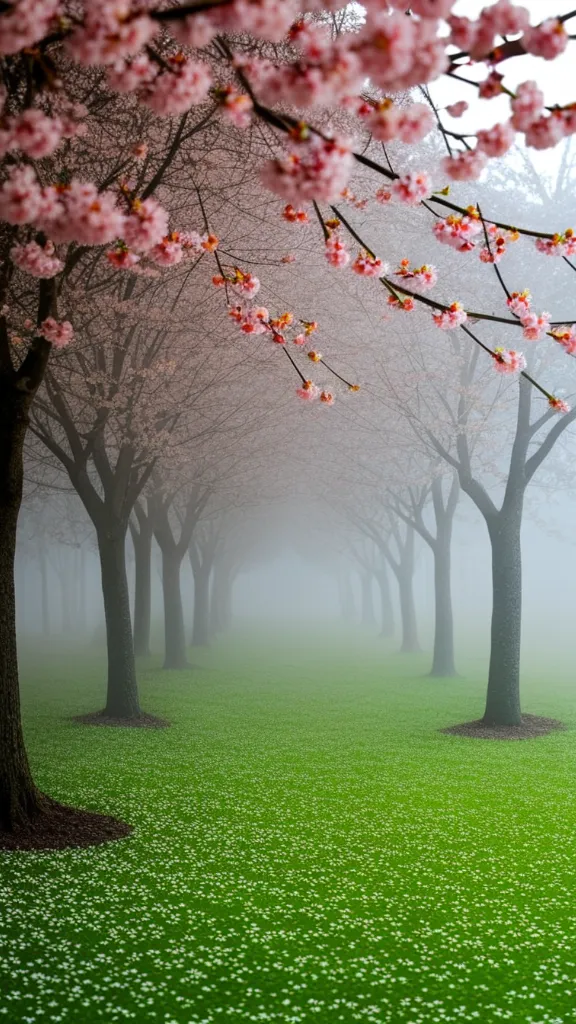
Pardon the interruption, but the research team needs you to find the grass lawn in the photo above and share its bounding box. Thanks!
[2,631,576,1024]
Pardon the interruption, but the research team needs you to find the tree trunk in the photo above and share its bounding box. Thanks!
[192,567,211,646]
[398,568,420,653]
[360,571,376,628]
[429,530,457,677]
[132,525,152,658]
[39,540,50,638]
[78,546,87,635]
[0,397,45,831]
[59,553,73,634]
[161,549,188,669]
[483,512,523,726]
[97,528,141,718]
[376,566,394,638]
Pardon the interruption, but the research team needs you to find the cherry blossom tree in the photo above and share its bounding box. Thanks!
[3,0,576,846]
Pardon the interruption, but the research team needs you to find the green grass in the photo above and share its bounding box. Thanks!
[2,631,576,1024]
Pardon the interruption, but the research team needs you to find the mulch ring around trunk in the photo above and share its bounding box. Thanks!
[71,710,169,728]
[0,801,132,852]
[440,713,566,741]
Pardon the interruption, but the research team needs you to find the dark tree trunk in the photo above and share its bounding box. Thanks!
[376,566,394,638]
[39,541,50,638]
[483,511,523,726]
[97,528,141,718]
[0,395,45,831]
[161,549,188,669]
[360,571,376,628]
[192,568,211,646]
[429,530,457,677]
[131,524,153,658]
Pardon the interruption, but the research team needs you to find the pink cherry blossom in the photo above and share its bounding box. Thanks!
[441,149,487,181]
[447,15,478,52]
[10,240,64,278]
[475,121,515,158]
[510,80,545,131]
[255,46,363,109]
[432,302,467,330]
[549,397,571,413]
[520,310,550,341]
[446,101,468,118]
[352,252,385,277]
[293,333,306,345]
[0,0,60,56]
[40,317,74,349]
[141,58,212,116]
[9,109,64,158]
[261,135,353,203]
[393,259,437,291]
[535,232,576,257]
[391,171,431,206]
[220,89,253,128]
[358,11,446,93]
[478,71,504,100]
[493,348,527,374]
[0,165,42,224]
[107,54,157,93]
[375,188,392,204]
[106,245,141,269]
[123,198,168,252]
[366,101,434,144]
[231,271,261,299]
[36,180,126,245]
[66,1,157,66]
[433,212,483,251]
[550,326,576,356]
[150,238,184,266]
[170,13,217,48]
[226,0,300,43]
[523,18,569,60]
[507,290,532,316]
[524,114,565,150]
[296,380,320,401]
[325,234,351,268]
[320,390,335,405]
[237,306,269,335]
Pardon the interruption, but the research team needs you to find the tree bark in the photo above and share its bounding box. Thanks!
[0,394,45,831]
[39,540,51,638]
[78,546,87,635]
[97,528,141,718]
[192,567,211,646]
[483,511,523,726]
[360,571,376,628]
[131,523,153,658]
[398,569,421,653]
[161,548,188,669]
[376,565,394,638]
[429,530,457,677]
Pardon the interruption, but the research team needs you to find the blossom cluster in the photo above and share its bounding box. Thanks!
[506,291,550,340]
[392,259,438,292]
